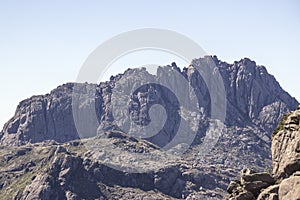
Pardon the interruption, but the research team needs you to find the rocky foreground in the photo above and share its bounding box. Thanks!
[227,106,300,200]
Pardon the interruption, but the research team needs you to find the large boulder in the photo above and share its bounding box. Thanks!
[257,184,279,200]
[227,169,273,199]
[241,169,275,185]
[278,173,300,200]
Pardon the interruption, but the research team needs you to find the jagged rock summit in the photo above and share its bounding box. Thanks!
[0,56,298,146]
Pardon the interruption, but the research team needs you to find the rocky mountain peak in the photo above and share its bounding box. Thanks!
[1,56,298,147]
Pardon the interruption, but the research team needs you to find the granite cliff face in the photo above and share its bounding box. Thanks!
[0,56,298,199]
[1,56,297,147]
[272,107,300,179]
[227,106,300,200]
[0,83,78,146]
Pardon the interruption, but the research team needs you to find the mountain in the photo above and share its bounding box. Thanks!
[227,106,300,200]
[0,56,298,199]
[1,56,297,146]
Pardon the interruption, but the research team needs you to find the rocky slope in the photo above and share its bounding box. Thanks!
[0,56,298,199]
[227,106,300,200]
[0,130,232,199]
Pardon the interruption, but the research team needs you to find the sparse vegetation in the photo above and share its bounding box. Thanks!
[272,113,291,138]
[0,144,56,200]
[2,171,36,200]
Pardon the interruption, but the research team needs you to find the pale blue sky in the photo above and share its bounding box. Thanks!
[0,0,299,128]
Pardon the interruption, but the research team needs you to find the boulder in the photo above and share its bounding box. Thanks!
[229,191,254,200]
[243,181,270,196]
[257,184,279,200]
[227,180,242,194]
[241,172,275,185]
[278,174,300,200]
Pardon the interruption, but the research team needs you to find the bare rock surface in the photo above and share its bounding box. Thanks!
[0,134,232,199]
[227,169,273,199]
[272,106,300,178]
[227,106,300,200]
[278,173,300,200]
[1,56,297,147]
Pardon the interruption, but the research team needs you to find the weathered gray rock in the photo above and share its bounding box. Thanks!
[241,171,275,185]
[257,184,279,200]
[1,83,81,146]
[227,169,274,199]
[1,56,298,148]
[0,135,235,199]
[154,165,183,197]
[229,191,254,200]
[243,181,270,196]
[21,174,61,200]
[228,106,300,200]
[278,175,300,200]
[272,106,300,178]
[20,148,103,200]
[182,169,215,189]
[205,57,298,132]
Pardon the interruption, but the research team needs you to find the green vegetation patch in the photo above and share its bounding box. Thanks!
[272,113,291,138]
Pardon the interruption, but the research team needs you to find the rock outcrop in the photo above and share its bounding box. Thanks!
[1,56,298,147]
[227,169,275,199]
[278,172,300,200]
[0,131,232,199]
[272,105,300,179]
[227,106,300,200]
[0,83,80,146]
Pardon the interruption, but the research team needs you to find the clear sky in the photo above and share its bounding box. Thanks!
[0,0,299,129]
